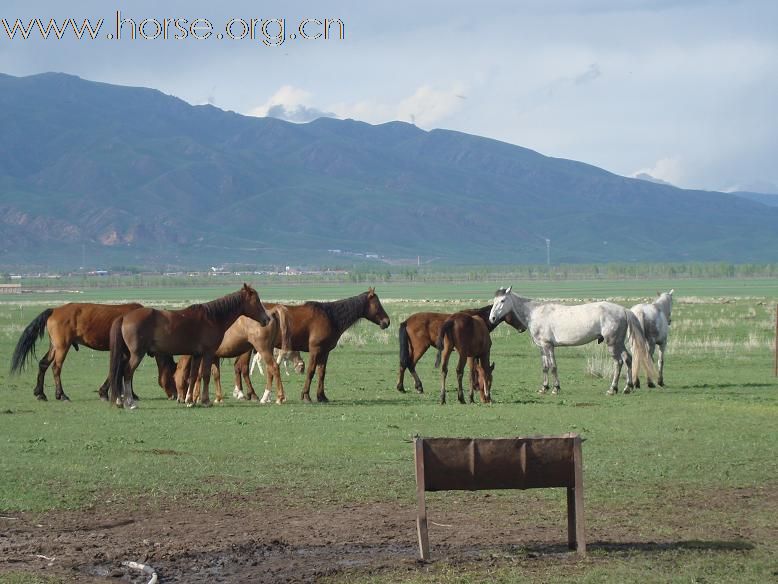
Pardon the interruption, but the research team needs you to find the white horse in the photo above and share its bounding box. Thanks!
[489,287,656,395]
[630,289,673,388]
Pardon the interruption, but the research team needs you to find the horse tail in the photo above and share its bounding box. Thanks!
[10,308,53,374]
[626,310,657,385]
[434,319,455,369]
[398,322,412,370]
[273,305,292,352]
[108,316,128,404]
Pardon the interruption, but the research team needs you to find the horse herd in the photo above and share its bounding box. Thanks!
[9,284,674,408]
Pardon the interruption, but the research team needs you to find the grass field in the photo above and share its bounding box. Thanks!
[1,279,776,583]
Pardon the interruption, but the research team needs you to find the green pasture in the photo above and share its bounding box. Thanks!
[1,279,777,583]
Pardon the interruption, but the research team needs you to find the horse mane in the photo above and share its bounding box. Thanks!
[305,292,369,334]
[189,290,244,319]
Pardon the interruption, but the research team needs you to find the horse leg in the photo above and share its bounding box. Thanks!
[645,340,657,388]
[621,348,634,394]
[410,346,428,393]
[468,357,478,403]
[656,341,666,387]
[260,351,275,404]
[212,359,224,404]
[539,347,550,394]
[198,354,214,406]
[272,359,286,404]
[301,350,318,402]
[476,359,489,403]
[233,361,246,400]
[606,344,623,395]
[315,353,330,403]
[121,352,143,409]
[547,346,561,395]
[51,343,71,401]
[455,354,467,404]
[185,355,201,405]
[35,346,54,401]
[98,377,110,401]
[439,345,451,405]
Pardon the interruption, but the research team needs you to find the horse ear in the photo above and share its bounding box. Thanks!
[490,362,495,372]
[506,286,512,294]
[368,287,375,296]
[669,289,674,295]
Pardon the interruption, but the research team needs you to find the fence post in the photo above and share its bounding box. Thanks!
[774,304,777,377]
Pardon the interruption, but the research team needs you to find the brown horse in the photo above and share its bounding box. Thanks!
[265,287,390,402]
[175,304,293,404]
[397,305,524,394]
[109,284,270,408]
[10,302,177,401]
[434,312,495,404]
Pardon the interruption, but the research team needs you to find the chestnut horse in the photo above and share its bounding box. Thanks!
[175,304,293,404]
[434,312,495,404]
[109,284,270,408]
[397,305,525,394]
[10,302,177,401]
[265,287,390,402]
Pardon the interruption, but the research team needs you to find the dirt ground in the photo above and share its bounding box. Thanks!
[1,486,774,583]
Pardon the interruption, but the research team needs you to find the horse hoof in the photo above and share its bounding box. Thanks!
[606,388,617,396]
[647,382,656,388]
[35,393,48,401]
[317,395,329,403]
[57,394,70,402]
[623,386,632,394]
[551,389,560,396]
[396,384,406,393]
[214,399,224,405]
[658,380,665,387]
[201,400,212,408]
[302,395,312,403]
[186,402,195,408]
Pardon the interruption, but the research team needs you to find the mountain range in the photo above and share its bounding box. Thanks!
[1,72,777,269]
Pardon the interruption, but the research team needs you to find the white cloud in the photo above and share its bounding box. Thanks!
[248,85,335,123]
[632,157,683,185]
[330,83,467,128]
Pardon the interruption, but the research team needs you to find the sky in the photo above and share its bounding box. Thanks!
[2,0,777,193]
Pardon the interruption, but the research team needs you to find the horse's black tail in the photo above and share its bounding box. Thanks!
[434,319,455,369]
[10,308,53,374]
[108,316,127,405]
[398,322,413,370]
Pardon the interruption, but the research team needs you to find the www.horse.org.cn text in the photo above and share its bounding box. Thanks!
[1,12,346,46]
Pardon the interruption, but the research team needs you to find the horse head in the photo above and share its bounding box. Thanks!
[489,286,512,324]
[365,287,390,329]
[241,283,271,326]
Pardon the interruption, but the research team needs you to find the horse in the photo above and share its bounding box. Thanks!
[250,348,305,378]
[264,287,390,402]
[10,302,177,401]
[433,312,495,404]
[109,284,270,408]
[397,305,525,394]
[631,289,673,388]
[489,287,656,395]
[175,304,293,405]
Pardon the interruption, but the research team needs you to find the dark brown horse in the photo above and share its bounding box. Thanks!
[174,304,293,404]
[265,287,390,402]
[434,312,495,404]
[10,302,177,401]
[108,284,270,408]
[397,305,524,394]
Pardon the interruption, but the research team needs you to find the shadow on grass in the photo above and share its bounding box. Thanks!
[676,382,776,390]
[520,539,755,555]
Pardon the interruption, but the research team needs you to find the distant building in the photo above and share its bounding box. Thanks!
[0,284,22,294]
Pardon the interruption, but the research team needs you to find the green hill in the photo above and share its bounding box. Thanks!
[1,72,776,269]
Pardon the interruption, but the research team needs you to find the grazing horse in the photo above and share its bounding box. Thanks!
[176,304,294,404]
[489,287,656,395]
[434,312,495,404]
[631,289,673,388]
[265,288,390,402]
[109,284,270,408]
[397,305,525,394]
[10,302,177,401]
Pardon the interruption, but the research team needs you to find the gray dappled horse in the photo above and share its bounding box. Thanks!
[631,289,673,388]
[489,287,656,395]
